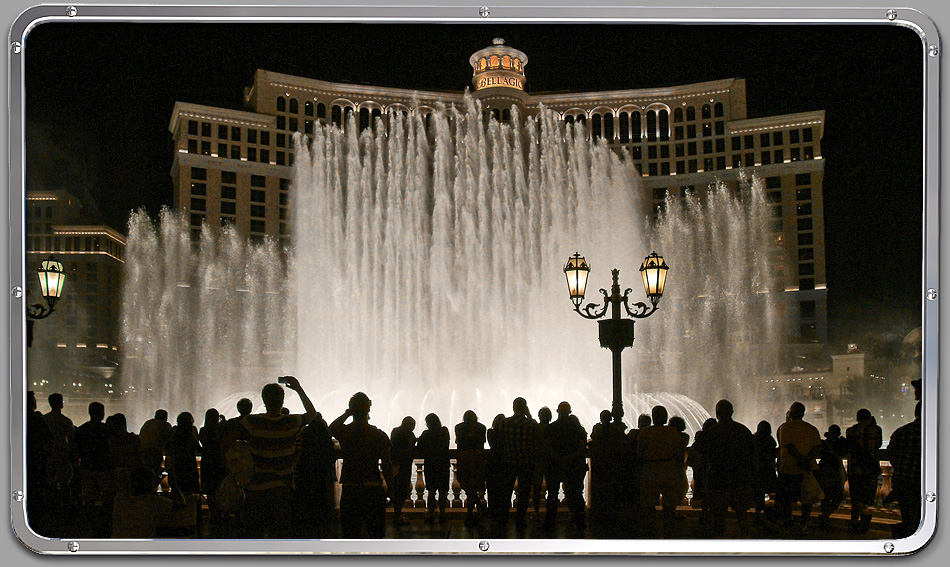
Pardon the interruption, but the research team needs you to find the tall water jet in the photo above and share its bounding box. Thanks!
[121,98,782,434]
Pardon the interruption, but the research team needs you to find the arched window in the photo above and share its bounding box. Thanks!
[674,107,684,122]
[501,108,511,123]
[343,106,354,127]
[359,108,370,131]
[659,109,670,141]
[575,113,586,125]
[479,58,487,70]
[565,115,575,125]
[618,112,630,143]
[702,104,712,120]
[277,97,286,112]
[491,108,500,121]
[603,112,614,140]
[305,101,314,116]
[513,58,521,71]
[591,114,602,139]
[714,102,724,118]
[289,98,299,114]
[686,106,696,121]
[647,111,658,142]
[502,55,511,68]
[331,105,342,127]
[317,102,326,119]
[371,108,382,128]
[489,55,500,68]
[632,112,642,142]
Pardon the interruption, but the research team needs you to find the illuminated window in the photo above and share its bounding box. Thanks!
[502,55,511,68]
[513,58,521,70]
[489,55,499,67]
[790,147,801,161]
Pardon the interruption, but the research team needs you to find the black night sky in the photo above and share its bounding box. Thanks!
[23,22,924,345]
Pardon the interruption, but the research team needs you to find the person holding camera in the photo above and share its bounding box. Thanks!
[239,376,318,538]
[329,392,395,538]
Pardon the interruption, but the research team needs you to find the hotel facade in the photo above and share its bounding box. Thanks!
[169,39,827,343]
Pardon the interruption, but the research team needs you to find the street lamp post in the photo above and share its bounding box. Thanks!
[26,257,67,348]
[564,251,669,427]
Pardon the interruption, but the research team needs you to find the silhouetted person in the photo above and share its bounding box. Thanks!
[240,376,318,538]
[846,408,883,533]
[112,466,185,538]
[330,392,394,539]
[199,408,227,510]
[294,412,336,538]
[390,416,417,525]
[589,409,623,521]
[688,418,716,513]
[816,424,848,529]
[702,400,754,537]
[622,413,652,513]
[500,397,540,530]
[107,412,142,495]
[668,415,691,504]
[139,409,171,477]
[888,401,921,539]
[221,398,254,454]
[26,391,53,534]
[531,406,553,520]
[167,412,201,495]
[486,413,508,522]
[543,402,588,532]
[775,401,821,529]
[637,405,687,538]
[455,410,487,526]
[43,393,75,498]
[752,420,777,523]
[74,401,114,537]
[417,413,451,523]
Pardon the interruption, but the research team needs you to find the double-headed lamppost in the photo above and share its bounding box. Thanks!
[564,251,669,427]
[26,257,67,348]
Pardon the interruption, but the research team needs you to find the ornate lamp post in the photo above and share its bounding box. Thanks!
[27,257,67,348]
[564,251,669,426]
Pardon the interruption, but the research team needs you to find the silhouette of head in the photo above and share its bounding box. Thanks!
[48,392,64,411]
[130,466,158,495]
[788,402,806,420]
[599,410,612,425]
[637,414,652,429]
[557,401,572,416]
[856,408,872,422]
[108,413,128,433]
[176,412,194,429]
[27,391,37,412]
[261,383,285,413]
[702,418,717,431]
[205,408,219,427]
[237,398,253,417]
[651,405,668,426]
[512,397,529,416]
[538,406,552,424]
[401,416,416,431]
[756,420,772,436]
[155,409,168,421]
[492,413,506,430]
[825,424,841,439]
[715,399,734,421]
[425,413,442,430]
[463,410,478,424]
[669,416,686,433]
[88,401,105,422]
[348,392,372,418]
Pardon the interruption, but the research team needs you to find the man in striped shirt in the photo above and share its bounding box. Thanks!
[240,376,318,538]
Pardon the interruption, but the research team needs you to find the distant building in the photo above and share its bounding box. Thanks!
[25,190,125,397]
[169,38,827,342]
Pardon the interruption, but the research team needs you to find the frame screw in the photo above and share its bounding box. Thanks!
[884,542,895,553]
[929,45,939,57]
[11,42,21,53]
[12,490,24,502]
[478,540,490,551]
[927,289,937,300]
[926,491,936,502]
[11,286,23,298]
[66,6,78,17]
[67,541,80,552]
[479,7,490,18]
[886,9,898,21]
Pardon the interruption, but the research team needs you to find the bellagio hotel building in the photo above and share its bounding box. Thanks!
[169,39,828,343]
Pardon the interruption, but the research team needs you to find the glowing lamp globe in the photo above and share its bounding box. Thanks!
[564,253,590,307]
[38,258,66,309]
[639,251,669,304]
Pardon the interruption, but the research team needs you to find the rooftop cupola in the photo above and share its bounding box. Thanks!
[469,38,528,92]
